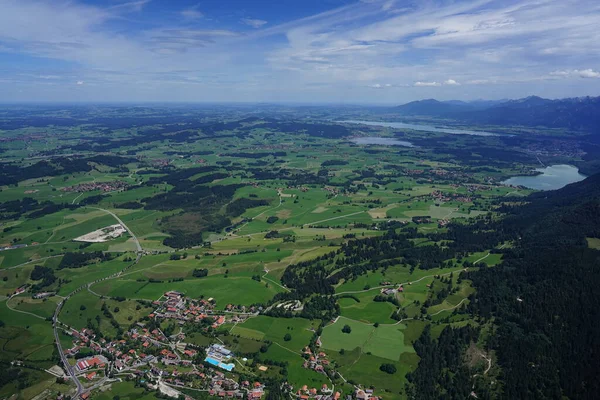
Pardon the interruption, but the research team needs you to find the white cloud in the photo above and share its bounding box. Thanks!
[550,69,600,79]
[1,0,600,102]
[181,5,203,20]
[415,81,441,87]
[466,79,491,85]
[444,79,460,85]
[369,83,392,88]
[76,80,84,85]
[107,0,150,13]
[577,69,600,78]
[241,18,268,29]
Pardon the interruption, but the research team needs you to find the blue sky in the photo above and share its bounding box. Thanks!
[1,0,599,104]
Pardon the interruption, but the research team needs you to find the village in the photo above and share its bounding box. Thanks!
[49,291,382,400]
[61,180,129,193]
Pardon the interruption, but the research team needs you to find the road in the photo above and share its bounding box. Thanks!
[53,299,84,395]
[51,207,144,398]
[88,207,143,253]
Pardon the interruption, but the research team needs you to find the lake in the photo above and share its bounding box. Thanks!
[341,120,500,136]
[502,165,586,190]
[350,137,415,147]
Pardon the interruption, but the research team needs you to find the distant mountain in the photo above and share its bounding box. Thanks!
[467,96,600,131]
[394,95,600,133]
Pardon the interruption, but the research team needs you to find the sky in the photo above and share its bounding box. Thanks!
[1,0,600,104]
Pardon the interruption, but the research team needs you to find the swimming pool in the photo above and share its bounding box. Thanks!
[205,356,235,371]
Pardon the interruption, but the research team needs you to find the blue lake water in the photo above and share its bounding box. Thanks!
[502,165,586,190]
[341,120,500,137]
[350,137,415,147]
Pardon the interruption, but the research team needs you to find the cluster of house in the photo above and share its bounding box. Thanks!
[59,290,391,400]
[295,384,340,400]
[302,347,331,374]
[61,180,129,193]
[354,388,380,400]
[464,184,492,193]
[151,291,215,321]
[143,356,264,398]
[208,379,265,399]
[380,285,403,296]
[430,190,472,203]
[151,158,171,167]
[323,186,340,196]
[438,219,450,228]
[128,325,169,348]
[150,292,250,331]
[66,326,165,375]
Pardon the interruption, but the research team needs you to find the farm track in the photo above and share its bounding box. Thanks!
[5,295,47,320]
[6,255,63,270]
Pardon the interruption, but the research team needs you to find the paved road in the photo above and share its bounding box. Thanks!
[53,299,84,396]
[51,207,144,398]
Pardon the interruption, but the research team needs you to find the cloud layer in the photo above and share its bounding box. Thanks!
[0,0,599,103]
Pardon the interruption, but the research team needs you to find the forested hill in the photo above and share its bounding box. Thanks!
[394,96,600,135]
[410,174,600,399]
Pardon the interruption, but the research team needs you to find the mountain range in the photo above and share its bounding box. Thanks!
[394,96,600,134]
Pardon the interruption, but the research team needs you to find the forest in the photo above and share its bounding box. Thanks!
[407,174,600,399]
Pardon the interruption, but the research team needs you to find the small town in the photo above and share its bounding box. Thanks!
[41,291,380,400]
[61,181,129,193]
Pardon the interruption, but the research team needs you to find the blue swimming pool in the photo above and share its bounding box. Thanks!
[205,357,220,366]
[205,356,235,371]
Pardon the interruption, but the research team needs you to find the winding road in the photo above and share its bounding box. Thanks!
[51,207,143,398]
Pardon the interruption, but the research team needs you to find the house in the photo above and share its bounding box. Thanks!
[355,390,369,400]
[76,356,105,371]
[86,372,97,381]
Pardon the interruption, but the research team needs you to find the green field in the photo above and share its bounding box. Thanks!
[0,105,563,398]
[320,317,414,361]
[338,292,397,324]
[94,274,284,307]
[231,316,320,352]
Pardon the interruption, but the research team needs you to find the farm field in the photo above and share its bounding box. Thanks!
[320,317,414,361]
[0,104,585,400]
